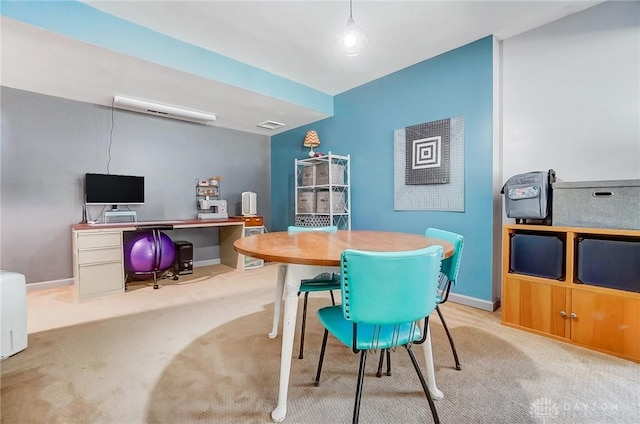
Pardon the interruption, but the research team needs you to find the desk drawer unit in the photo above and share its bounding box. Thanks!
[74,230,124,301]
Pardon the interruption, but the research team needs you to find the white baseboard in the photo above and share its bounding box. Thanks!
[193,259,221,267]
[448,292,499,312]
[26,278,73,292]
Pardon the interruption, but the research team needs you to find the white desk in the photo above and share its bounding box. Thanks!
[71,218,245,301]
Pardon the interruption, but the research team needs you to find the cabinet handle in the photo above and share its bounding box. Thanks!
[592,191,613,198]
[570,313,578,319]
[559,311,567,317]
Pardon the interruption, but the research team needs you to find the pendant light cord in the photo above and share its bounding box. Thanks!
[349,0,353,19]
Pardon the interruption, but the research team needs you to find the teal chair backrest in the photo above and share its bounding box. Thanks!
[339,245,443,325]
[288,225,338,233]
[424,228,464,286]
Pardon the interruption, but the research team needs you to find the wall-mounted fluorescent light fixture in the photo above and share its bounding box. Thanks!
[113,95,216,124]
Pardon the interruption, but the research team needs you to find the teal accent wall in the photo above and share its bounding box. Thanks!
[1,0,333,115]
[272,37,495,302]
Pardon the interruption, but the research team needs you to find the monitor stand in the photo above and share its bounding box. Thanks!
[104,210,137,223]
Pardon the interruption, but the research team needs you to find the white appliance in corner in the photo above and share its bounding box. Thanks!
[1,271,28,359]
[242,191,257,216]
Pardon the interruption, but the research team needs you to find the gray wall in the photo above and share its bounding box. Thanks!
[1,87,271,284]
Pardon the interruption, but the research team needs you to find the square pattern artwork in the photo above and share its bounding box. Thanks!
[405,118,450,185]
[394,117,464,212]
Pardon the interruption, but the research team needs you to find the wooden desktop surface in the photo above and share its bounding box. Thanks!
[233,230,454,266]
[72,217,244,231]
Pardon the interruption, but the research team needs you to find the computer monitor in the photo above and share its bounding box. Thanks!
[85,173,145,207]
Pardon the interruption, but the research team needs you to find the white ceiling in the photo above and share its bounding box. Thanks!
[1,1,601,135]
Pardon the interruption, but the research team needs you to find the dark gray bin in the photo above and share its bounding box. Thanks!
[509,232,565,280]
[552,179,640,230]
[576,237,640,293]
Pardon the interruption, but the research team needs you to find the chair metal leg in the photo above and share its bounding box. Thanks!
[406,347,440,424]
[436,305,461,370]
[152,229,161,289]
[314,329,329,386]
[385,349,391,376]
[376,349,391,378]
[376,349,392,377]
[330,290,336,305]
[299,292,310,359]
[353,350,368,424]
[376,349,385,377]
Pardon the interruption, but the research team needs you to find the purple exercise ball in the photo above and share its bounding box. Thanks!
[124,231,175,274]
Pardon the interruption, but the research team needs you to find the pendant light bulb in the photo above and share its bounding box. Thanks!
[336,1,368,56]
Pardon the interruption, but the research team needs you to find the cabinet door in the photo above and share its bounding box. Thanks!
[570,289,640,360]
[503,277,568,337]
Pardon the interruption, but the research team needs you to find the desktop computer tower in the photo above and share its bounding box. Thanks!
[172,240,193,276]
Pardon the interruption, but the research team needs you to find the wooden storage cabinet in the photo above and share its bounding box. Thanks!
[502,224,640,362]
[73,230,124,301]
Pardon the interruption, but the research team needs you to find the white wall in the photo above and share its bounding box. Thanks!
[502,1,640,183]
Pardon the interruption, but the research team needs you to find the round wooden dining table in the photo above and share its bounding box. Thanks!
[234,230,454,422]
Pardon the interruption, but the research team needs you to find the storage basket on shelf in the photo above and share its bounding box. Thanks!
[552,179,640,230]
[316,191,346,214]
[315,163,345,185]
[294,215,331,228]
[297,192,316,213]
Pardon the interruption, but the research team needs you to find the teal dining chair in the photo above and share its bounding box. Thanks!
[376,227,465,377]
[287,225,341,359]
[426,227,465,370]
[314,246,443,424]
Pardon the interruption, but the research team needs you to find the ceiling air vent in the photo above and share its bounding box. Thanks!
[257,120,285,130]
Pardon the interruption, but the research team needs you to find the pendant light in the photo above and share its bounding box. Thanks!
[335,0,368,56]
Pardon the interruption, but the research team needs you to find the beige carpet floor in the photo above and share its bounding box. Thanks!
[1,264,639,423]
